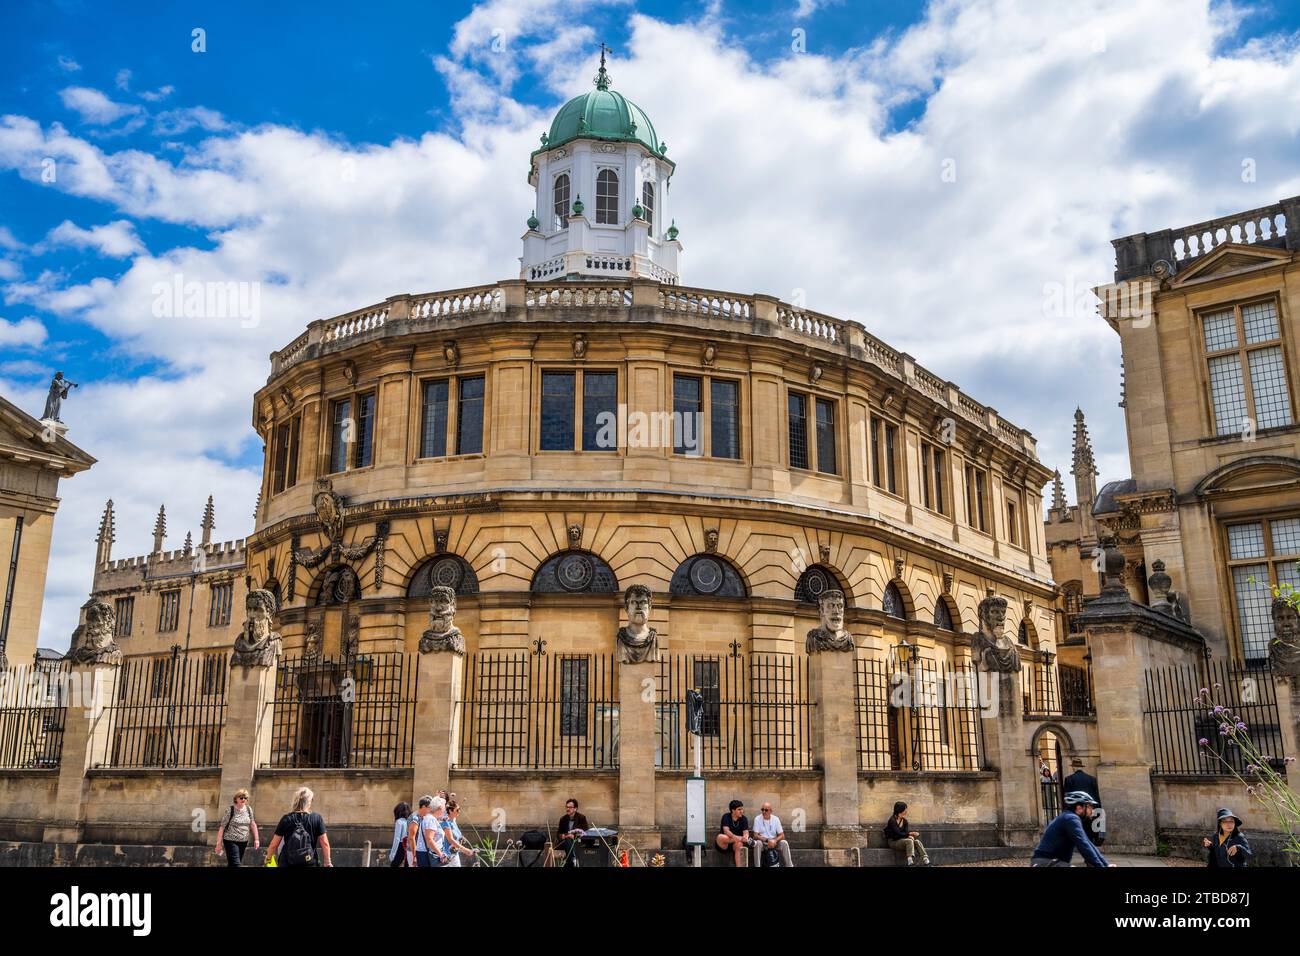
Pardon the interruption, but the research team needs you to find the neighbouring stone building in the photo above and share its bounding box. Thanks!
[0,394,94,669]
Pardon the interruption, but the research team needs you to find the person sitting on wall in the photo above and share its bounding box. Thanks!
[1204,808,1251,868]
[751,802,794,868]
[556,798,591,867]
[716,800,753,868]
[883,801,931,866]
[1030,792,1114,868]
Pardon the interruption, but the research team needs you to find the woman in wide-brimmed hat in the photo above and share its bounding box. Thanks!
[1203,808,1251,868]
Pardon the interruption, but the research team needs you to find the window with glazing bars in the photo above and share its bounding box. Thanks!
[456,375,485,455]
[420,379,449,457]
[352,392,375,468]
[271,415,300,495]
[965,464,988,531]
[788,393,809,469]
[920,441,946,514]
[815,398,838,475]
[553,173,570,230]
[158,590,181,632]
[208,583,232,627]
[560,657,589,737]
[674,375,702,456]
[1202,300,1292,436]
[642,181,654,231]
[871,416,898,494]
[114,597,134,638]
[692,659,721,736]
[596,169,619,224]
[1225,516,1300,660]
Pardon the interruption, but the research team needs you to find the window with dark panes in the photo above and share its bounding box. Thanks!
[158,589,181,633]
[920,441,946,514]
[456,375,485,455]
[208,583,232,627]
[114,597,134,638]
[541,371,576,451]
[329,398,352,473]
[353,392,375,468]
[788,393,809,470]
[272,416,300,495]
[710,379,740,459]
[674,375,703,456]
[692,659,721,736]
[420,379,449,458]
[560,657,589,736]
[582,371,617,451]
[815,398,837,475]
[965,464,988,531]
[871,416,899,494]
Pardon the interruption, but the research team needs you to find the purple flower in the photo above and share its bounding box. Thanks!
[1214,682,1223,690]
[1219,727,1229,736]
[1287,757,1296,764]
[1200,688,1210,696]
[1198,738,1209,746]
[1236,721,1248,730]
[1213,705,1225,715]
[1246,786,1256,796]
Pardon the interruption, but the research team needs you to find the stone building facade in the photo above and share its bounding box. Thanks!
[1095,197,1300,663]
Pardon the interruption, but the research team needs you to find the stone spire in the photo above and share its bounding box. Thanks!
[1071,407,1097,511]
[200,495,215,547]
[183,531,193,556]
[95,499,115,566]
[152,505,167,554]
[253,490,262,524]
[1051,469,1067,512]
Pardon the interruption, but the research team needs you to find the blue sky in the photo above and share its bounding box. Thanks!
[4,0,1300,646]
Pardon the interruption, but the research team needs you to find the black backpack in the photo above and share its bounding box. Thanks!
[281,812,316,866]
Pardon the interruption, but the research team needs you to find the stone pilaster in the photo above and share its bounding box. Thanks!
[980,670,1038,846]
[43,662,118,843]
[616,659,659,848]
[412,650,465,798]
[809,650,860,848]
[215,661,278,836]
[1275,674,1300,792]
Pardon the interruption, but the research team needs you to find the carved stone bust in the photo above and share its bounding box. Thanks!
[971,594,1021,673]
[616,584,659,664]
[419,585,465,655]
[302,618,323,661]
[1271,597,1300,675]
[806,588,854,653]
[66,598,121,665]
[231,589,282,667]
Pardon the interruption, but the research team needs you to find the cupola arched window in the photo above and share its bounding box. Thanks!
[883,582,906,620]
[670,554,746,598]
[408,555,480,597]
[933,598,954,630]
[553,173,570,231]
[642,181,655,232]
[596,169,619,224]
[531,551,619,594]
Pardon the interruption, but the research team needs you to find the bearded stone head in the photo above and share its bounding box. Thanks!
[1273,597,1300,643]
[624,584,652,629]
[84,599,114,641]
[978,595,1008,638]
[818,589,846,634]
[429,586,457,632]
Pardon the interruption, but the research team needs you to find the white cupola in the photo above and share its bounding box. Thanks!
[521,51,682,284]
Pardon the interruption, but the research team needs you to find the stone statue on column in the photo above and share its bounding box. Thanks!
[65,597,121,665]
[971,594,1022,673]
[1270,597,1300,676]
[805,588,854,653]
[419,585,465,655]
[616,584,659,664]
[231,589,282,667]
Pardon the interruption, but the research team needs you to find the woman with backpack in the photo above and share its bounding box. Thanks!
[266,787,333,867]
[1203,808,1251,868]
[214,789,259,867]
[389,801,411,867]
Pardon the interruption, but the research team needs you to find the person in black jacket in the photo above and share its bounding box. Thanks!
[1203,808,1251,868]
[1061,759,1100,803]
[883,801,931,866]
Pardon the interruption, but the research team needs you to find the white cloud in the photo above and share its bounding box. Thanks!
[9,0,1300,645]
[57,55,81,73]
[44,219,146,258]
[0,316,48,347]
[115,68,132,91]
[58,86,144,126]
[139,85,175,103]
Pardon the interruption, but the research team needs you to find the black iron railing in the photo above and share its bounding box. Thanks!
[1143,658,1286,775]
[270,652,418,768]
[456,652,617,769]
[101,649,228,768]
[0,660,70,769]
[655,653,813,770]
[1023,657,1059,717]
[856,656,985,772]
[1058,662,1095,718]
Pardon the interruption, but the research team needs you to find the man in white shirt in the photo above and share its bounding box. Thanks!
[750,803,793,868]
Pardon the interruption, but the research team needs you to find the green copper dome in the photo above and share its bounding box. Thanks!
[533,62,671,164]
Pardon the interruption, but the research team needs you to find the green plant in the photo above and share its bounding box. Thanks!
[1155,841,1170,857]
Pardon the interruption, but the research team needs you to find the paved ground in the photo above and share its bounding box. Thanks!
[947,853,1202,867]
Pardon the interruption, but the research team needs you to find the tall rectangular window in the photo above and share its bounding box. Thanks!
[114,597,134,638]
[710,379,740,460]
[272,416,300,495]
[815,398,838,475]
[1226,517,1300,660]
[540,371,576,451]
[208,583,232,628]
[674,375,703,456]
[788,393,809,470]
[353,392,375,468]
[596,169,619,225]
[552,173,570,231]
[692,659,721,736]
[920,442,946,514]
[560,656,589,737]
[582,371,617,451]
[158,589,181,633]
[202,655,225,697]
[1005,497,1021,546]
[456,375,485,455]
[1202,300,1293,436]
[420,379,449,458]
[871,416,898,494]
[965,464,988,531]
[329,398,352,473]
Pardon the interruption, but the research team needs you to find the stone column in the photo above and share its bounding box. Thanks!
[809,651,860,848]
[1274,674,1300,791]
[43,662,118,844]
[215,661,278,835]
[980,670,1038,846]
[412,649,465,798]
[616,660,659,848]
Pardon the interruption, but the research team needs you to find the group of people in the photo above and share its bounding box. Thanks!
[715,799,795,867]
[389,792,477,867]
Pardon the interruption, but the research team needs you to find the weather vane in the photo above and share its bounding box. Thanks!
[594,42,613,89]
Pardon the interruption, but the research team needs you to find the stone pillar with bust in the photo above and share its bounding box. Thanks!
[1078,541,1207,853]
[971,591,1037,846]
[412,587,466,798]
[806,589,860,851]
[615,584,660,851]
[44,599,121,844]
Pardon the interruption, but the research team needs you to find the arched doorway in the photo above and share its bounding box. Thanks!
[1035,730,1064,822]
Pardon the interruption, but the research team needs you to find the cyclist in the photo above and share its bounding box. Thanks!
[1030,791,1115,867]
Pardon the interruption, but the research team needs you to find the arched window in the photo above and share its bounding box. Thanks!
[408,555,480,597]
[642,181,655,232]
[596,169,619,224]
[794,564,845,603]
[670,554,746,597]
[1018,619,1029,645]
[314,565,360,606]
[883,582,906,620]
[263,578,281,611]
[1062,581,1084,635]
[933,598,954,630]
[531,551,619,594]
[553,173,570,231]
